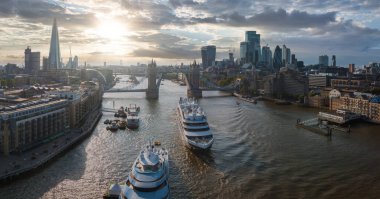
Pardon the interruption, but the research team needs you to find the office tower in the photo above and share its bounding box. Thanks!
[319,55,329,67]
[332,55,336,67]
[73,56,79,68]
[240,42,248,64]
[229,52,234,62]
[286,48,291,65]
[291,54,296,65]
[201,45,216,68]
[244,31,261,65]
[48,18,61,69]
[42,57,48,71]
[24,46,40,74]
[273,45,282,71]
[349,64,355,73]
[261,46,272,69]
[281,45,291,65]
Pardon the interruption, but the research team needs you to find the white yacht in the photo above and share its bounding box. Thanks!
[177,97,214,150]
[104,142,170,199]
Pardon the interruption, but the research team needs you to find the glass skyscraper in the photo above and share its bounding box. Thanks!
[48,18,61,69]
[273,45,282,71]
[240,31,261,65]
[201,45,216,68]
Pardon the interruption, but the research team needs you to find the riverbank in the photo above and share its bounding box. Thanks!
[0,108,102,184]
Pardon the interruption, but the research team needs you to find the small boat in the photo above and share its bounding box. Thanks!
[118,120,127,130]
[106,121,119,132]
[154,140,161,146]
[126,104,140,116]
[103,141,170,199]
[126,116,139,130]
[114,106,127,118]
[104,119,110,124]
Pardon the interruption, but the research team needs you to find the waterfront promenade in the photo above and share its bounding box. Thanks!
[0,108,102,183]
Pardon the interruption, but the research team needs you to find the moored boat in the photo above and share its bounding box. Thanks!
[127,116,139,129]
[114,106,127,118]
[106,121,119,132]
[118,120,127,130]
[126,104,140,116]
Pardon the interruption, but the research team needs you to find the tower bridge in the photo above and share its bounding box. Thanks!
[104,60,161,99]
[105,60,235,99]
[184,61,236,98]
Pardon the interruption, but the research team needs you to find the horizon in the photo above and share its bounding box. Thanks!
[1,0,380,66]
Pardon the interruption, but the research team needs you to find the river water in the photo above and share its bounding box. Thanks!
[1,75,380,199]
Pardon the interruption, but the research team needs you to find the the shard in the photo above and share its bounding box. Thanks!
[48,18,61,69]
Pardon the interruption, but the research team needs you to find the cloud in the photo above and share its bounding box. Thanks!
[188,8,337,31]
[6,55,22,59]
[128,33,198,59]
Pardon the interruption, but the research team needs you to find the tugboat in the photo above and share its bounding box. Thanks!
[114,106,127,118]
[106,121,119,132]
[126,115,139,130]
[118,120,127,130]
[103,141,170,199]
[126,104,140,116]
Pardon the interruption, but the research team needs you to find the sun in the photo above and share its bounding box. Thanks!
[95,19,128,39]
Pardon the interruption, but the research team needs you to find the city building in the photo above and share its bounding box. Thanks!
[0,81,103,155]
[0,98,69,155]
[330,93,380,123]
[240,42,248,64]
[282,45,291,65]
[42,57,49,71]
[319,55,329,67]
[349,64,355,73]
[48,18,61,69]
[332,55,336,67]
[263,67,308,99]
[273,45,282,71]
[309,74,333,88]
[201,45,216,68]
[240,31,261,65]
[261,46,273,69]
[24,46,40,74]
[73,56,79,69]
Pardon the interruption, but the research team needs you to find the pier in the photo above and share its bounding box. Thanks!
[318,109,361,125]
[296,117,351,137]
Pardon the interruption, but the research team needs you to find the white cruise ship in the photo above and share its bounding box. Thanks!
[177,97,214,150]
[104,142,170,199]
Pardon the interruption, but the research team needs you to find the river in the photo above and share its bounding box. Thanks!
[1,75,380,199]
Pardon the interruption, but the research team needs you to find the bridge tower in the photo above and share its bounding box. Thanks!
[146,60,159,99]
[187,60,202,98]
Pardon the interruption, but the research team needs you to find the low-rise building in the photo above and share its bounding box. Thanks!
[0,98,69,155]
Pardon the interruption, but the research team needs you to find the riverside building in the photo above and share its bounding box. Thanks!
[0,98,68,155]
[0,81,102,155]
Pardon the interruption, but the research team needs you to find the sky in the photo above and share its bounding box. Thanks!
[0,0,380,67]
